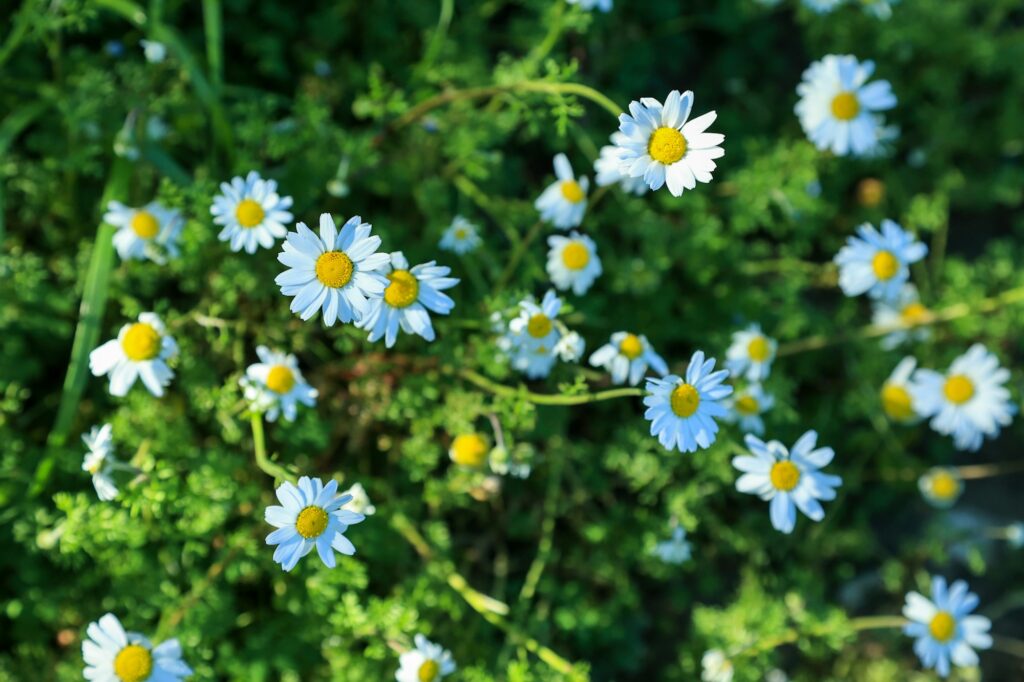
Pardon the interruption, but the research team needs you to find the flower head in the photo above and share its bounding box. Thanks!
[918,467,963,509]
[651,526,692,565]
[240,346,318,422]
[450,433,490,469]
[903,576,991,678]
[82,612,191,682]
[105,201,182,264]
[594,133,649,195]
[566,0,612,11]
[834,220,927,301]
[643,351,732,453]
[880,356,923,423]
[139,39,166,63]
[535,154,588,229]
[546,231,602,296]
[396,634,456,682]
[439,215,482,254]
[504,290,566,379]
[723,383,775,436]
[725,324,777,382]
[589,332,668,386]
[341,482,376,516]
[701,649,734,682]
[871,284,932,350]
[89,312,177,397]
[81,424,119,501]
[265,476,366,571]
[211,171,294,254]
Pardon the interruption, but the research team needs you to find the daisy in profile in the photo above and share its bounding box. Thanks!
[342,482,376,516]
[89,312,177,397]
[725,324,777,382]
[450,433,490,469]
[264,476,365,571]
[918,467,963,509]
[834,220,927,301]
[903,576,991,678]
[912,344,1014,451]
[872,284,932,350]
[82,612,192,682]
[240,346,318,422]
[535,154,588,229]
[732,431,842,534]
[396,634,455,682]
[105,201,182,264]
[615,89,725,197]
[357,252,458,348]
[880,357,923,423]
[643,350,732,454]
[546,232,602,295]
[795,54,897,157]
[594,133,648,195]
[211,170,294,254]
[566,0,612,11]
[589,332,668,386]
[723,384,775,436]
[651,526,692,565]
[82,424,121,501]
[439,215,482,254]
[275,214,390,326]
[505,290,564,379]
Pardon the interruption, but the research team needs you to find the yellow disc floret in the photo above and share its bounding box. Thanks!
[830,92,860,121]
[450,434,488,468]
[113,644,153,682]
[418,659,441,682]
[619,334,644,360]
[295,505,329,539]
[943,374,975,405]
[871,250,899,280]
[648,127,687,165]
[770,461,801,492]
[901,302,929,325]
[561,242,590,270]
[929,471,960,500]
[670,383,700,418]
[384,270,420,308]
[235,198,265,228]
[315,251,354,288]
[266,364,295,394]
[560,180,585,204]
[747,336,771,362]
[881,383,915,421]
[527,314,552,339]
[130,211,160,239]
[735,395,760,416]
[928,611,956,642]
[121,323,162,361]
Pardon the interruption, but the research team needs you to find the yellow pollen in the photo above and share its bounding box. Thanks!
[235,198,265,228]
[735,395,760,416]
[113,644,153,682]
[929,612,956,642]
[295,506,329,539]
[418,659,441,682]
[266,364,295,394]
[831,91,861,120]
[648,127,688,165]
[87,460,102,475]
[451,434,488,468]
[747,336,771,362]
[454,228,467,239]
[561,242,590,270]
[670,383,700,418]
[881,383,915,421]
[944,374,975,405]
[930,472,960,500]
[129,211,159,239]
[384,270,420,308]
[770,461,801,492]
[901,302,929,324]
[121,323,162,361]
[619,334,644,360]
[315,251,354,288]
[526,314,552,339]
[560,180,585,204]
[871,250,899,280]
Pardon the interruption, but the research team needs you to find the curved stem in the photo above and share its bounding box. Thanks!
[250,414,296,483]
[458,368,644,406]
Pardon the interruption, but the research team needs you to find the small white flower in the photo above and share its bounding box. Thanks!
[594,133,649,195]
[505,290,564,379]
[211,171,294,254]
[240,346,318,422]
[589,332,668,386]
[872,284,932,350]
[535,154,588,229]
[732,431,843,534]
[546,231,602,296]
[643,351,732,454]
[701,649,734,682]
[834,220,927,301]
[439,215,482,254]
[615,90,725,197]
[1006,522,1024,549]
[89,312,177,397]
[81,424,119,501]
[554,330,585,362]
[566,0,612,11]
[651,526,692,565]
[264,476,365,571]
[861,0,899,20]
[139,39,166,63]
[723,383,775,436]
[105,201,182,264]
[903,576,991,678]
[275,214,390,326]
[82,612,191,682]
[918,467,963,509]
[396,634,456,682]
[880,356,923,423]
[341,482,376,516]
[725,324,777,382]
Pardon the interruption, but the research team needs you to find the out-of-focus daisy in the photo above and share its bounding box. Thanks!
[275,213,390,326]
[566,0,612,11]
[554,330,586,362]
[342,482,376,516]
[732,431,842,534]
[82,612,191,682]
[912,344,1014,451]
[105,201,182,264]
[139,39,166,63]
[903,576,991,678]
[82,424,120,501]
[725,324,777,382]
[240,346,318,422]
[1005,522,1024,549]
[358,251,458,348]
[918,467,963,509]
[643,351,732,454]
[651,526,692,565]
[546,232,602,296]
[880,357,922,423]
[505,290,564,379]
[535,154,588,229]
[589,332,668,386]
[396,634,455,682]
[795,54,897,157]
[439,215,482,254]
[615,89,725,197]
[594,133,649,195]
[723,384,775,436]
[701,649,734,682]
[861,0,899,19]
[264,476,365,571]
[834,220,927,301]
[872,284,932,350]
[450,434,490,469]
[90,312,177,397]
[802,0,843,12]
[211,171,294,254]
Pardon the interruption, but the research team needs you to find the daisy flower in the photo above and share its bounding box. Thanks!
[534,153,588,229]
[211,170,294,254]
[82,612,191,682]
[732,431,843,534]
[834,220,927,301]
[725,324,777,382]
[701,649,734,682]
[342,482,376,516]
[275,213,390,326]
[862,0,899,19]
[554,330,586,362]
[912,344,1014,451]
[566,0,612,11]
[903,576,992,678]
[139,39,167,63]
[723,384,775,436]
[357,251,459,348]
[918,467,963,509]
[450,433,490,469]
[594,133,649,195]
[546,231,602,296]
[802,0,843,12]
[651,526,692,565]
[795,54,897,157]
[396,634,455,682]
[872,283,932,350]
[588,332,668,386]
[643,351,732,453]
[81,424,120,501]
[615,89,725,197]
[264,476,366,571]
[439,215,482,254]
[105,201,182,264]
[880,357,923,423]
[240,346,318,422]
[89,312,177,397]
[505,290,564,379]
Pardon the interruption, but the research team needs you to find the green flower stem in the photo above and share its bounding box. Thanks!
[417,0,455,76]
[518,452,564,603]
[523,0,566,73]
[458,368,644,406]
[740,615,907,657]
[249,414,297,483]
[495,218,544,292]
[201,0,224,91]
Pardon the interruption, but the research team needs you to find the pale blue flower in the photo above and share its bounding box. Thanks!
[644,351,732,453]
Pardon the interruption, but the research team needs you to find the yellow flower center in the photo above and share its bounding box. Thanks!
[747,336,771,362]
[561,242,590,270]
[929,611,956,642]
[526,314,552,339]
[560,180,585,204]
[943,374,975,405]
[901,302,929,325]
[418,659,441,682]
[619,334,644,360]
[121,323,162,361]
[670,383,700,418]
[735,395,760,416]
[454,228,467,239]
[295,505,329,539]
[857,178,885,207]
[930,471,960,500]
[871,250,899,281]
[770,461,801,492]
[648,127,687,165]
[87,459,102,475]
[384,270,420,308]
[113,644,153,682]
[881,384,914,421]
[235,198,265,228]
[831,91,860,121]
[315,251,354,288]
[451,434,488,468]
[130,211,159,239]
[266,364,295,394]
